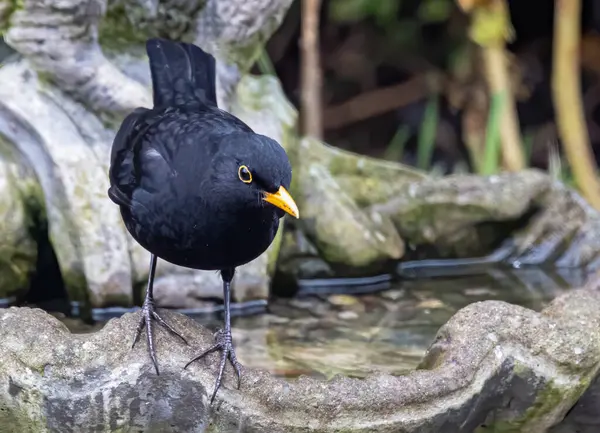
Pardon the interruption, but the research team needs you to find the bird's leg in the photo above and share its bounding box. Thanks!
[132,254,188,375]
[184,268,242,403]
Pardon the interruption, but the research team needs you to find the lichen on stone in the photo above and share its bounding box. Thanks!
[0,0,24,35]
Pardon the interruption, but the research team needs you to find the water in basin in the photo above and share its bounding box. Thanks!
[56,266,590,381]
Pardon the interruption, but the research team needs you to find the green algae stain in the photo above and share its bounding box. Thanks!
[475,374,592,432]
[0,0,24,35]
[98,3,149,51]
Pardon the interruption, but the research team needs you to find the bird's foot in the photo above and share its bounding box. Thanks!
[184,327,242,403]
[132,298,188,375]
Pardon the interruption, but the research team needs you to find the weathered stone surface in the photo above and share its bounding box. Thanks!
[373,168,600,271]
[508,181,600,269]
[0,61,133,308]
[102,0,206,47]
[0,137,38,299]
[286,137,429,271]
[2,279,600,432]
[550,374,600,433]
[298,136,427,184]
[277,223,334,281]
[373,169,551,258]
[5,0,152,118]
[195,0,294,72]
[296,163,404,270]
[230,74,297,153]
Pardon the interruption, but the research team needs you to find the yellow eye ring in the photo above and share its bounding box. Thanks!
[238,165,252,183]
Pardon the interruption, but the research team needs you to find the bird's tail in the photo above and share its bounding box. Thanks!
[145,38,218,108]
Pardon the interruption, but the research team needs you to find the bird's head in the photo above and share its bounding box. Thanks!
[210,132,299,219]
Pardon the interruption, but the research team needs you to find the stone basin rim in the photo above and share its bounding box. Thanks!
[2,279,600,431]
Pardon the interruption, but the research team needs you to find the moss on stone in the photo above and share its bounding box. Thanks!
[0,0,24,35]
[298,164,404,269]
[33,71,56,89]
[98,3,149,51]
[0,384,45,433]
[0,135,39,298]
[60,268,90,318]
[300,136,427,181]
[335,175,415,208]
[475,374,592,432]
[99,0,207,53]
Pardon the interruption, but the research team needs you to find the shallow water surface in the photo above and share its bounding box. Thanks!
[60,266,590,381]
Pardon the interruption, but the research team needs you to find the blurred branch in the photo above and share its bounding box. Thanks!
[462,103,487,174]
[552,0,600,209]
[323,76,430,130]
[300,0,323,139]
[461,0,525,172]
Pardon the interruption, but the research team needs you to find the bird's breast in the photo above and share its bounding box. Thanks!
[126,200,279,270]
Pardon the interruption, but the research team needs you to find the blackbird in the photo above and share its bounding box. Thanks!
[107,37,299,402]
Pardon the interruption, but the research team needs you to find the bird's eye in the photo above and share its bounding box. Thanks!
[238,165,253,183]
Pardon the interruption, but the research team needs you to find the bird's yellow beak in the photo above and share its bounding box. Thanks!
[263,186,299,218]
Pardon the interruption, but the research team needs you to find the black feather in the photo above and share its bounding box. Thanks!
[145,38,217,108]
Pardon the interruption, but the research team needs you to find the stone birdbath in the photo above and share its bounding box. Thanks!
[1,0,600,431]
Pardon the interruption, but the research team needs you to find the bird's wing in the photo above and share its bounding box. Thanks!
[108,107,155,208]
[108,104,256,209]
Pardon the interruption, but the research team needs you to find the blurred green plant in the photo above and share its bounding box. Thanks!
[383,124,411,161]
[522,130,534,165]
[481,90,504,175]
[329,0,456,51]
[329,0,402,28]
[416,93,439,170]
[460,0,524,173]
[417,0,454,23]
[257,47,276,76]
[329,0,455,26]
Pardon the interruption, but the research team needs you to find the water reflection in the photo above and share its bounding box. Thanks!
[48,266,599,380]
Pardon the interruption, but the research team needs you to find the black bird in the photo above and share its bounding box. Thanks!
[107,37,299,402]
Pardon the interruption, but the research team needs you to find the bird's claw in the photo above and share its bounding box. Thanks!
[184,328,242,403]
[132,299,188,375]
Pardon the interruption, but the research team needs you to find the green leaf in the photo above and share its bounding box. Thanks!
[384,124,410,161]
[373,0,401,28]
[329,0,370,23]
[481,90,506,175]
[417,93,439,170]
[418,0,453,23]
[389,19,421,46]
[256,47,276,76]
